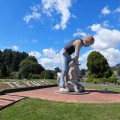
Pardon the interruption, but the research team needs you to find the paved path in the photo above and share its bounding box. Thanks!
[0,86,119,110]
[0,95,27,110]
[9,87,120,103]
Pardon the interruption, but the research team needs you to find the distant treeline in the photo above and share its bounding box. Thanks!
[0,49,57,79]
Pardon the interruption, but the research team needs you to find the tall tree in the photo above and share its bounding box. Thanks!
[2,49,13,68]
[0,63,9,78]
[19,56,44,78]
[87,51,112,78]
[11,51,28,71]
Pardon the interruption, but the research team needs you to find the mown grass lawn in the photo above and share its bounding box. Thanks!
[84,85,120,92]
[0,98,120,120]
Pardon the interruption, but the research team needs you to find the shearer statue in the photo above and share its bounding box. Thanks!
[58,35,94,92]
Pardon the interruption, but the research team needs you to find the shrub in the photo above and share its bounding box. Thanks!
[108,76,117,83]
[117,80,120,85]
[10,72,19,79]
[100,78,109,84]
[93,78,99,84]
[86,76,93,82]
[86,77,109,84]
[31,74,40,79]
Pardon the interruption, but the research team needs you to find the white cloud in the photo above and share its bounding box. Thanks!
[12,46,19,51]
[27,48,61,70]
[23,8,41,24]
[28,25,34,28]
[41,0,71,30]
[101,6,110,15]
[115,7,120,13]
[100,48,120,67]
[71,14,77,19]
[38,48,61,70]
[90,23,120,50]
[78,50,93,69]
[73,29,87,37]
[113,7,120,22]
[30,4,40,12]
[23,0,72,30]
[29,51,41,58]
[43,48,57,58]
[32,39,38,43]
[39,58,55,69]
[90,23,102,31]
[102,21,109,28]
[38,57,60,70]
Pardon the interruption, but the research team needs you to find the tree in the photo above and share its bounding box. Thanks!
[2,49,13,69]
[40,70,54,79]
[0,49,28,74]
[19,56,45,78]
[87,51,112,78]
[11,51,28,71]
[0,63,10,78]
[54,67,61,73]
[26,56,38,63]
[80,69,86,76]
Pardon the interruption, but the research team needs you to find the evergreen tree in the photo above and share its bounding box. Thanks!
[87,51,112,78]
[0,63,9,78]
[2,49,13,69]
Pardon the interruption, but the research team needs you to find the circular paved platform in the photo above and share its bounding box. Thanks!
[8,87,120,103]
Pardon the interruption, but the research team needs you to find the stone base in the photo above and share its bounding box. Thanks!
[66,80,85,92]
[57,90,90,95]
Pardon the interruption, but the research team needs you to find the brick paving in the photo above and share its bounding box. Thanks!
[0,86,119,110]
[9,87,120,103]
[0,95,27,110]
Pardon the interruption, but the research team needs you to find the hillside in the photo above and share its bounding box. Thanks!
[111,63,120,70]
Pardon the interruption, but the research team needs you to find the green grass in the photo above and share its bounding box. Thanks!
[84,85,120,92]
[0,98,120,120]
[48,79,57,84]
[0,79,57,91]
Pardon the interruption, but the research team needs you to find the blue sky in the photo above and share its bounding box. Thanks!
[0,0,120,70]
